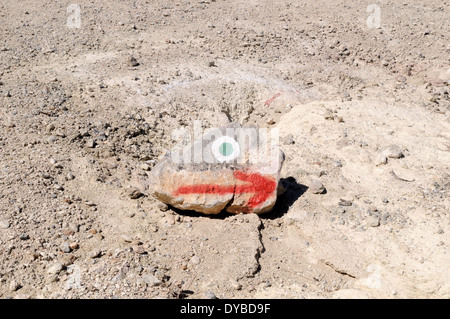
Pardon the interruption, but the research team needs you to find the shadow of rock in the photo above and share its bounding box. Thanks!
[260,176,308,220]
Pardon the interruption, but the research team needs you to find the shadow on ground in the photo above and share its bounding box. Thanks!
[260,176,308,220]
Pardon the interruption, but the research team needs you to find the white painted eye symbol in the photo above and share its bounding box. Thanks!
[212,136,240,162]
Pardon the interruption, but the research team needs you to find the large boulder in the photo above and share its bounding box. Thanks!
[147,123,284,214]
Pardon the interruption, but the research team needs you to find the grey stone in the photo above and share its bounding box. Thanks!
[367,216,380,227]
[60,242,71,253]
[204,290,218,299]
[382,145,404,159]
[9,280,21,292]
[310,179,325,194]
[282,134,295,145]
[19,233,30,240]
[0,220,10,229]
[89,249,102,259]
[141,273,162,287]
[190,255,201,265]
[47,262,64,275]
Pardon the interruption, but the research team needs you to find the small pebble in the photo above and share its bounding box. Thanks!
[0,220,10,229]
[47,262,64,275]
[128,188,143,199]
[190,255,200,265]
[132,245,147,254]
[204,290,217,299]
[310,180,325,194]
[367,216,380,227]
[230,279,242,290]
[282,134,295,145]
[86,139,96,148]
[129,56,139,67]
[121,234,133,242]
[157,201,169,212]
[382,145,404,159]
[339,199,353,207]
[19,233,30,240]
[89,249,102,259]
[60,242,71,253]
[140,163,151,171]
[9,280,21,292]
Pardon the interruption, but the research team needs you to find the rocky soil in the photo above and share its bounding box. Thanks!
[0,0,449,298]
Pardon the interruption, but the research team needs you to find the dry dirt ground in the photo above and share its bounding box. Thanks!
[0,0,449,299]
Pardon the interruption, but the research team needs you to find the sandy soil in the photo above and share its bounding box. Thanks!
[0,0,449,299]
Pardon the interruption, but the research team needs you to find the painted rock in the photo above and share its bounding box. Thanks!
[147,122,284,214]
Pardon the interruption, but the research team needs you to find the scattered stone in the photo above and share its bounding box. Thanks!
[285,210,308,225]
[129,56,139,67]
[266,118,275,125]
[9,280,21,292]
[62,228,75,236]
[47,262,64,275]
[381,145,404,159]
[128,188,144,199]
[367,216,380,227]
[60,242,71,253]
[19,233,30,240]
[190,255,201,265]
[339,199,353,207]
[89,249,102,259]
[208,60,216,67]
[334,115,344,123]
[141,273,162,287]
[310,179,325,194]
[69,242,79,250]
[86,139,96,148]
[282,134,295,145]
[230,279,242,290]
[132,245,147,254]
[156,201,169,212]
[121,234,133,243]
[124,211,135,218]
[42,173,52,179]
[67,172,75,180]
[374,154,388,166]
[204,290,218,299]
[0,220,10,229]
[333,160,343,167]
[140,163,151,171]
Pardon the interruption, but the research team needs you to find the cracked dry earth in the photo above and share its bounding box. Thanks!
[0,1,449,299]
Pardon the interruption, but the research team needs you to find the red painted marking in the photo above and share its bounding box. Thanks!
[174,170,277,209]
[264,92,281,106]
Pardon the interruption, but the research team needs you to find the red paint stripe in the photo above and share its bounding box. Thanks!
[175,184,235,196]
[173,170,277,209]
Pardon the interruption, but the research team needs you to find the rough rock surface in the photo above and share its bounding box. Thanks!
[148,123,284,214]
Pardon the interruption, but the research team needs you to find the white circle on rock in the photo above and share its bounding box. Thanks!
[212,136,240,162]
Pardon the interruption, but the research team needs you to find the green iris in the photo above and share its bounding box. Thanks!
[219,142,233,157]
